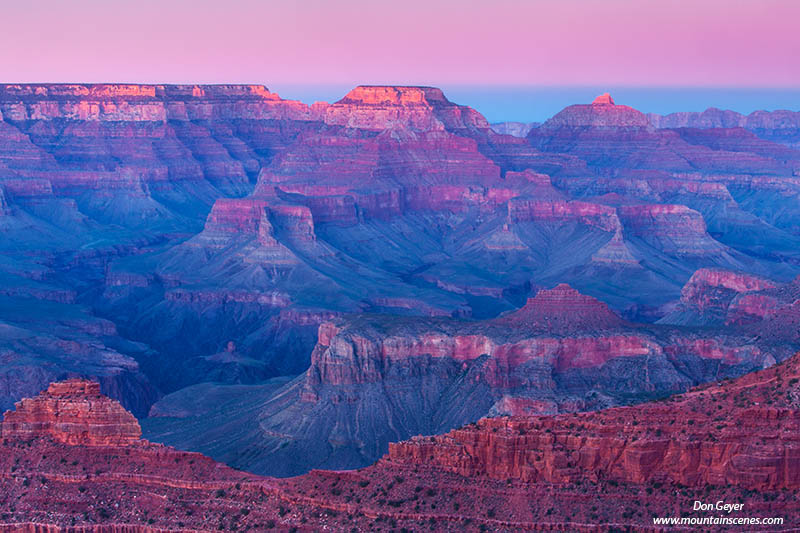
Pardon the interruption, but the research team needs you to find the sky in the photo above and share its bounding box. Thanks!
[2,0,799,121]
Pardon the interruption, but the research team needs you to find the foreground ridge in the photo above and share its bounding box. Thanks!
[2,357,800,531]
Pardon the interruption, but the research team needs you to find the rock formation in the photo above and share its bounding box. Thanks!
[2,379,141,446]
[387,350,800,490]
[495,283,625,331]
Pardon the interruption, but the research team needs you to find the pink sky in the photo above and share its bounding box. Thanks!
[2,0,799,87]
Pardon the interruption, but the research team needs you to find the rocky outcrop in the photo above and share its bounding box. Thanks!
[387,350,800,490]
[2,379,141,446]
[616,204,726,255]
[9,367,800,531]
[4,363,800,531]
[508,199,619,231]
[661,268,777,325]
[660,270,799,329]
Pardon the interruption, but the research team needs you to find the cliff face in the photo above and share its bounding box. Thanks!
[387,351,800,490]
[660,269,799,329]
[0,84,331,411]
[324,85,489,132]
[0,381,278,532]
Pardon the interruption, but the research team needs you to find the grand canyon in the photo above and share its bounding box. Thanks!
[1,82,799,530]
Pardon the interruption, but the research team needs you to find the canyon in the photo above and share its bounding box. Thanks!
[145,282,797,476]
[2,350,800,531]
[1,83,800,484]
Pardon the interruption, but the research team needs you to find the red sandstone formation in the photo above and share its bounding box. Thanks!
[508,199,619,231]
[2,379,141,446]
[681,268,775,314]
[661,269,799,329]
[386,351,800,490]
[325,85,489,132]
[165,282,795,478]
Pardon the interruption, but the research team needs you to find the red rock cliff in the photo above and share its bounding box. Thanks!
[388,351,800,490]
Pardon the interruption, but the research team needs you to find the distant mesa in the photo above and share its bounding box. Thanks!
[324,84,490,132]
[336,85,450,106]
[538,93,651,128]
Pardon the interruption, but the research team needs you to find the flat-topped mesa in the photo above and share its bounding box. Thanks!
[336,85,449,106]
[1,378,142,446]
[617,203,726,255]
[507,198,620,232]
[497,283,624,331]
[0,83,320,121]
[324,85,489,132]
[0,83,280,101]
[541,93,651,128]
